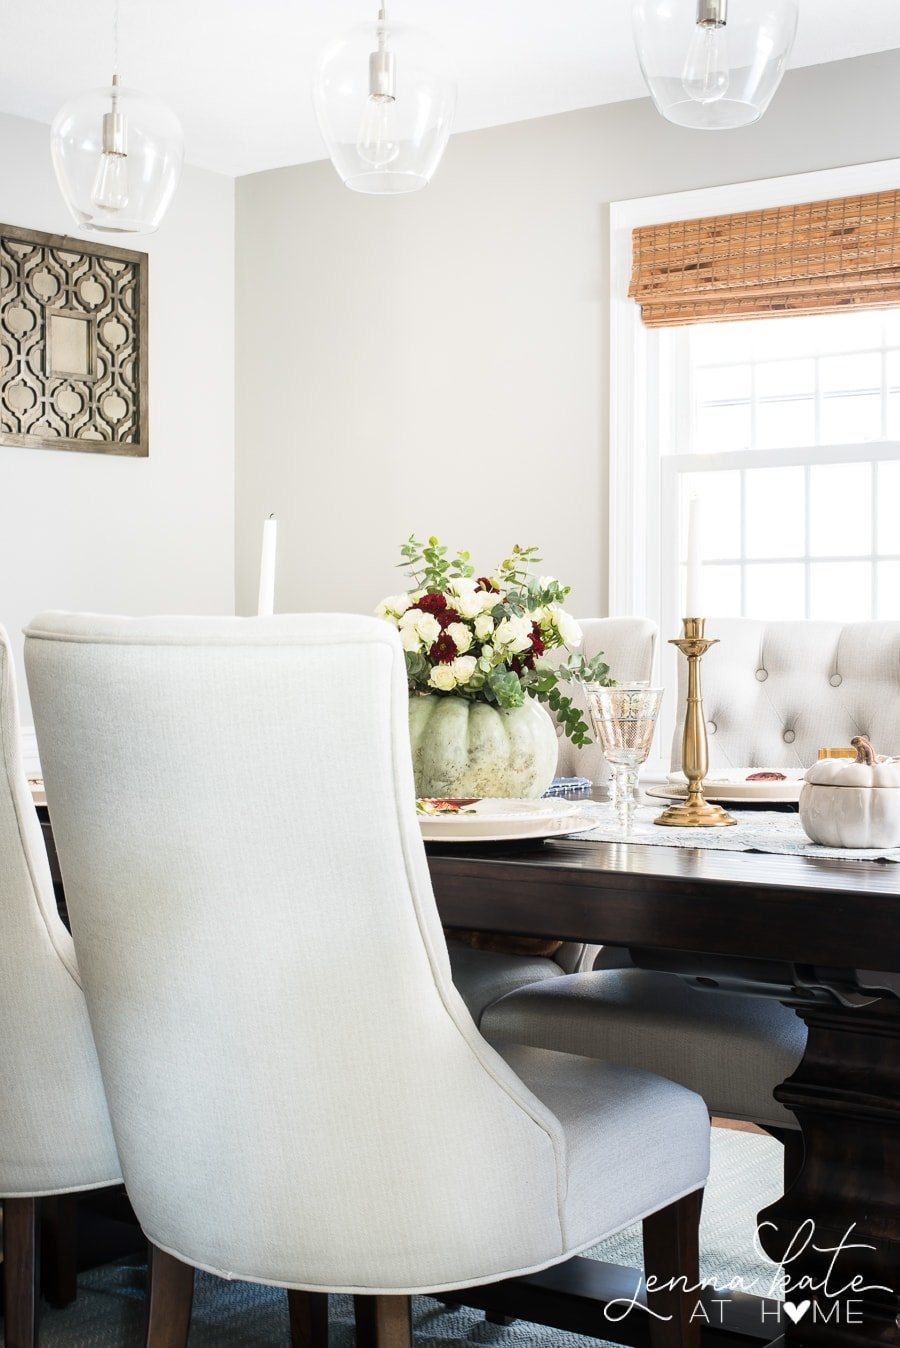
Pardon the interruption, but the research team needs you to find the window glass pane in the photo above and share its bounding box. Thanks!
[691,321,754,365]
[744,563,805,620]
[819,352,881,395]
[756,398,815,450]
[695,402,751,454]
[756,359,815,399]
[745,467,804,558]
[876,561,900,619]
[809,463,871,555]
[696,365,751,405]
[819,393,882,445]
[887,391,900,439]
[877,461,900,556]
[805,311,884,356]
[809,561,872,621]
[884,311,900,346]
[703,564,741,618]
[886,349,900,390]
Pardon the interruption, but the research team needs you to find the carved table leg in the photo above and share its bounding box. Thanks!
[758,999,900,1348]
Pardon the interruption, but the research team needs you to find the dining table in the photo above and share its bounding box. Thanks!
[426,823,900,1348]
[34,794,900,1348]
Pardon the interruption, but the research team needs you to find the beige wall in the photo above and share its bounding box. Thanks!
[235,50,900,621]
[0,111,235,727]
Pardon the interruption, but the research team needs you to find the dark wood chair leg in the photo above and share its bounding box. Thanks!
[41,1193,79,1308]
[3,1196,40,1348]
[145,1241,195,1348]
[288,1289,329,1347]
[354,1293,413,1348]
[642,1189,702,1348]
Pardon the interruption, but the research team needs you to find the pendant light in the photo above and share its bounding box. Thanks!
[50,0,184,234]
[314,4,457,195]
[632,0,799,130]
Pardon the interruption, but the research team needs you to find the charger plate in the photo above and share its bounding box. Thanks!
[418,798,597,843]
[648,769,805,805]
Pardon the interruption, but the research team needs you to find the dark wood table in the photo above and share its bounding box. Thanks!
[427,833,900,1348]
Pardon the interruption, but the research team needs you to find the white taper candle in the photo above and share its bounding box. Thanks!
[685,497,704,617]
[257,514,277,617]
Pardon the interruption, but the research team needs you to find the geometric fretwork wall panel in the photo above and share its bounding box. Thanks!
[0,223,148,457]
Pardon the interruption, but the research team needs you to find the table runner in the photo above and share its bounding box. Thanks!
[570,801,900,863]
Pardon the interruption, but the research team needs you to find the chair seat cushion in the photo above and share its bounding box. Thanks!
[484,969,806,1130]
[499,1044,710,1250]
[448,940,562,1023]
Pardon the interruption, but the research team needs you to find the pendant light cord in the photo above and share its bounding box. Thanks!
[113,0,121,78]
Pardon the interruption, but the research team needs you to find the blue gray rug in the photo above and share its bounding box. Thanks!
[32,1127,783,1347]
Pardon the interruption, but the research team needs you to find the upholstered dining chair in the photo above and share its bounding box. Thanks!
[26,611,710,1348]
[448,616,657,1020]
[478,619,900,1167]
[0,626,122,1348]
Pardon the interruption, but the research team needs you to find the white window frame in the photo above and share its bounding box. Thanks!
[608,158,900,770]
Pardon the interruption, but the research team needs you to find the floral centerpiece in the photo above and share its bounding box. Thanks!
[377,536,613,798]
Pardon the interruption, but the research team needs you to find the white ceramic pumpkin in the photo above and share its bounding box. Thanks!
[408,694,559,799]
[799,737,900,848]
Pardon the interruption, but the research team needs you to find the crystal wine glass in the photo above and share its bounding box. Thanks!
[583,685,664,834]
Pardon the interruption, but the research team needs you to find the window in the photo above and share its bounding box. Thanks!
[666,307,900,628]
[609,160,900,768]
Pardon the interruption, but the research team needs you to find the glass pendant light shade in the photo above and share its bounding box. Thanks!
[51,81,184,233]
[314,13,457,194]
[632,0,798,130]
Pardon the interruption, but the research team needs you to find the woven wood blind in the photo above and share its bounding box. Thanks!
[629,190,900,327]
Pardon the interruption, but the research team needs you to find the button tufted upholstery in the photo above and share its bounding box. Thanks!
[672,620,900,770]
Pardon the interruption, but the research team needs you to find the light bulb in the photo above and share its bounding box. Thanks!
[91,150,129,211]
[682,23,730,104]
[356,95,400,168]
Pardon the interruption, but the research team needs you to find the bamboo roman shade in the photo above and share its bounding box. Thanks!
[630,190,900,327]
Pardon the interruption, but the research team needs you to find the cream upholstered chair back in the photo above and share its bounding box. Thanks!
[26,612,584,1293]
[0,626,120,1197]
[555,617,658,782]
[672,619,900,770]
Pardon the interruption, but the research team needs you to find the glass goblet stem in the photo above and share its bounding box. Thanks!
[614,764,640,834]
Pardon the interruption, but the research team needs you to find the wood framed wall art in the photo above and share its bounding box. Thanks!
[0,223,148,457]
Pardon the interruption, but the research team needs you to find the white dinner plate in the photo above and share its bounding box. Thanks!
[418,798,596,842]
[647,769,805,805]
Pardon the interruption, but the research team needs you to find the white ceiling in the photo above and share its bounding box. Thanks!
[3,0,900,178]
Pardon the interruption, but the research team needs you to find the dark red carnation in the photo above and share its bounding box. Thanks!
[430,632,458,664]
[475,576,499,592]
[437,607,461,628]
[414,592,448,615]
[529,624,546,657]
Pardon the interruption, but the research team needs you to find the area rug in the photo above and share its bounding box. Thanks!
[33,1127,783,1347]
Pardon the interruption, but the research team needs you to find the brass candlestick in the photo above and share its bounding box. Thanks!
[655,617,736,828]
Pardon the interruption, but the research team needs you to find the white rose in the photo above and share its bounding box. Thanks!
[414,612,442,644]
[479,643,495,665]
[398,607,421,627]
[478,590,500,613]
[446,621,473,654]
[451,655,478,685]
[553,607,582,648]
[429,664,457,691]
[400,626,423,652]
[495,614,533,654]
[473,613,494,640]
[376,593,413,619]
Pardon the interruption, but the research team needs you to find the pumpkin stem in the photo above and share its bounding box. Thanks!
[851,735,876,765]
